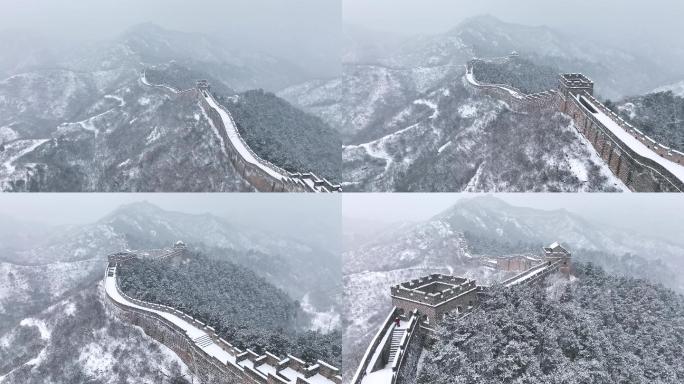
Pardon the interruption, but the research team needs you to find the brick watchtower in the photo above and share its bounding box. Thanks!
[559,74,594,99]
[390,274,480,327]
[197,80,210,92]
[542,242,572,276]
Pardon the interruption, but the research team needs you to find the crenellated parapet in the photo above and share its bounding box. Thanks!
[197,84,341,193]
[560,87,684,191]
[140,71,340,193]
[390,274,479,327]
[465,58,684,191]
[104,258,341,384]
[355,243,574,384]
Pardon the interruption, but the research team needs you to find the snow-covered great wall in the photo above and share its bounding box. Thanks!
[465,59,684,192]
[142,73,341,192]
[104,250,341,384]
[352,245,571,384]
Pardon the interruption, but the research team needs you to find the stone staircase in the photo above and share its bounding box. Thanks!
[387,328,403,363]
[194,334,214,348]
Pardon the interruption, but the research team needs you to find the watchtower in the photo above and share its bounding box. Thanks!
[559,74,594,99]
[390,274,479,327]
[107,251,137,266]
[542,242,572,275]
[197,80,210,91]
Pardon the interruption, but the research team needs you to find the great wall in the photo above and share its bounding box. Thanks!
[104,242,342,384]
[141,72,341,193]
[352,242,572,384]
[465,58,684,192]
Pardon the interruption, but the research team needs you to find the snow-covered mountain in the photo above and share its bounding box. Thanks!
[342,195,684,380]
[281,15,676,192]
[0,202,341,382]
[0,284,193,383]
[0,23,338,191]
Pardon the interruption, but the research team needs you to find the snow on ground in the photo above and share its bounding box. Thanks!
[145,126,162,145]
[104,94,125,107]
[138,96,151,106]
[0,139,49,175]
[458,103,478,118]
[0,126,19,142]
[437,141,452,153]
[413,99,439,119]
[64,301,77,316]
[19,318,50,340]
[653,80,684,98]
[79,342,116,377]
[300,294,341,333]
[566,117,628,191]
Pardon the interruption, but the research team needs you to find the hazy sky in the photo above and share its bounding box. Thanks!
[0,194,340,246]
[0,0,340,76]
[343,193,684,244]
[344,0,683,54]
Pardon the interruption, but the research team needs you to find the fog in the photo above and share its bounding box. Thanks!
[342,193,684,246]
[344,0,684,65]
[0,194,341,249]
[0,0,340,76]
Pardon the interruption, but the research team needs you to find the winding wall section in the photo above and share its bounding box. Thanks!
[353,253,569,384]
[104,262,341,384]
[142,72,341,192]
[464,59,684,192]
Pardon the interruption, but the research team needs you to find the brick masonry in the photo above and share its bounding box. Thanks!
[466,59,684,192]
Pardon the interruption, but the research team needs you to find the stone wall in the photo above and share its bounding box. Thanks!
[105,265,341,384]
[466,60,684,192]
[198,90,341,193]
[561,92,684,192]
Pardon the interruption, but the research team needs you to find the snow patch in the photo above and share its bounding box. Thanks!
[300,293,340,333]
[458,103,478,118]
[20,318,50,340]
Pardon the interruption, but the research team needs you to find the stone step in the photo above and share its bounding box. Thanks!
[194,334,214,348]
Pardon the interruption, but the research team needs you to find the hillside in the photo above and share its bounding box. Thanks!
[117,254,341,366]
[0,23,336,191]
[418,263,684,384]
[471,56,558,94]
[613,90,684,153]
[342,196,684,381]
[219,90,342,182]
[0,284,193,383]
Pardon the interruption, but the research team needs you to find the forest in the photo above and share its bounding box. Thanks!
[608,91,684,153]
[218,90,341,182]
[117,253,341,367]
[417,263,684,384]
[471,57,558,94]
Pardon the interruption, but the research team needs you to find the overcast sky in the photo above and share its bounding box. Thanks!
[344,0,683,55]
[0,194,340,248]
[343,193,684,244]
[0,0,340,76]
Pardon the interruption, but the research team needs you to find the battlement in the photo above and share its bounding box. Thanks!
[197,79,210,91]
[466,57,684,191]
[391,274,479,326]
[559,73,594,97]
[104,262,341,384]
[196,85,342,193]
[108,241,188,266]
